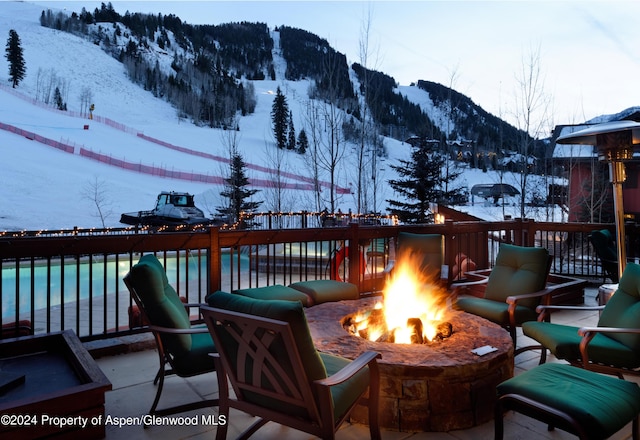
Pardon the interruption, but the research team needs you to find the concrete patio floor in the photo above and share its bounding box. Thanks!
[94,286,639,440]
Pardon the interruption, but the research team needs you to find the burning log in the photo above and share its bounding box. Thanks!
[407,318,424,344]
[434,322,453,341]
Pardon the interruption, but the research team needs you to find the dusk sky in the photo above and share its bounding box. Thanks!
[34,1,640,130]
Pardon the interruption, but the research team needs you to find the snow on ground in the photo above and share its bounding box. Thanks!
[0,1,565,231]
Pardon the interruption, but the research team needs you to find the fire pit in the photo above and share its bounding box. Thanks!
[305,298,513,432]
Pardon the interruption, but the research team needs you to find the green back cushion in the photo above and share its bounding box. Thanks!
[128,254,192,353]
[485,244,549,309]
[590,229,617,262]
[599,263,640,349]
[396,232,443,275]
[206,291,327,382]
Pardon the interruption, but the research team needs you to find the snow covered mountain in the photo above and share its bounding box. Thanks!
[0,1,566,231]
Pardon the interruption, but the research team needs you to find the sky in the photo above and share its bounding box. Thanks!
[0,1,564,231]
[32,0,640,130]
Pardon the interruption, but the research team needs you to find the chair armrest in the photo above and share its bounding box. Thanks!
[577,326,640,370]
[535,304,605,313]
[382,260,395,275]
[578,326,640,337]
[147,324,210,335]
[533,304,605,321]
[183,302,203,309]
[449,274,489,300]
[506,287,554,306]
[314,351,381,387]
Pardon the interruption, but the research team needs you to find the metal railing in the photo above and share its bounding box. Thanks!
[0,219,629,342]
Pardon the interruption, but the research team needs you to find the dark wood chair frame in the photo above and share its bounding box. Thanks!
[201,306,381,440]
[124,274,219,421]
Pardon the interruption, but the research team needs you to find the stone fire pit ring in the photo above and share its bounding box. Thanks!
[305,297,514,432]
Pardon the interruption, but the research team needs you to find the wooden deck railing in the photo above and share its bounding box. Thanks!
[0,219,632,341]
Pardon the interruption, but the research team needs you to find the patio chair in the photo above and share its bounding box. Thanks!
[453,243,551,347]
[123,254,218,419]
[385,232,445,286]
[202,291,381,440]
[522,262,640,378]
[589,229,619,282]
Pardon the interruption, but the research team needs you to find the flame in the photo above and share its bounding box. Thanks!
[369,251,449,344]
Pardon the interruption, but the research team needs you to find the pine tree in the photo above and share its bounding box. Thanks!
[297,129,308,155]
[54,86,66,110]
[217,152,262,228]
[5,29,26,88]
[287,111,296,150]
[387,139,464,223]
[270,86,288,149]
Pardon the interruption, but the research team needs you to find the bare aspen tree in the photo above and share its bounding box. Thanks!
[301,95,325,216]
[79,86,93,118]
[316,51,348,213]
[511,45,551,219]
[81,176,113,228]
[355,5,384,215]
[262,133,297,222]
[442,65,461,200]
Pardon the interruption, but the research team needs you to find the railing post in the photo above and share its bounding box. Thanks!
[444,220,456,285]
[348,222,362,292]
[513,218,524,246]
[209,227,222,293]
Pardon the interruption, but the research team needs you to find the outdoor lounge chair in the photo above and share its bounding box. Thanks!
[384,232,445,286]
[123,254,218,419]
[453,243,552,347]
[589,228,620,282]
[523,262,640,378]
[202,291,381,440]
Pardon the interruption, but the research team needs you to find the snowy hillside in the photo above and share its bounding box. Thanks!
[0,2,564,231]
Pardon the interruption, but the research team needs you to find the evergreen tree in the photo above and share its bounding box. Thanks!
[287,110,296,150]
[217,152,262,228]
[53,86,66,110]
[297,129,308,155]
[270,86,288,149]
[387,139,464,223]
[5,29,26,88]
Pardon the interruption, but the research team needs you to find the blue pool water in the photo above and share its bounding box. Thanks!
[1,252,248,320]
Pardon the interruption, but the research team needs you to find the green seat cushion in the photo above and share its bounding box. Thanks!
[129,254,193,354]
[456,296,538,327]
[288,280,359,304]
[320,352,370,421]
[522,321,640,368]
[234,284,312,307]
[497,363,640,439]
[484,244,549,309]
[170,328,216,376]
[205,291,327,382]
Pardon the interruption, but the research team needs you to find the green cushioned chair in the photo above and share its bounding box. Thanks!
[396,232,444,276]
[124,254,218,419]
[589,229,619,283]
[454,243,551,346]
[202,291,381,440]
[523,262,640,378]
[495,363,640,439]
[234,284,313,306]
[288,279,359,305]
